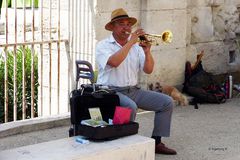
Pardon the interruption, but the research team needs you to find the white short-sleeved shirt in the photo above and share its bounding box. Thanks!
[96,34,145,87]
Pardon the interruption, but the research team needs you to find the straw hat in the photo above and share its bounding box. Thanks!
[105,8,137,31]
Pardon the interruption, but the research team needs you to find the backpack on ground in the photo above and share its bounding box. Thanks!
[183,52,226,106]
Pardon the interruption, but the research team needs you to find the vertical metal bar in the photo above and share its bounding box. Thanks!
[22,0,26,120]
[4,0,9,123]
[76,0,79,60]
[13,0,18,121]
[79,0,83,83]
[86,0,90,63]
[91,2,95,69]
[74,0,77,61]
[67,0,73,112]
[72,0,77,86]
[39,0,44,116]
[85,0,87,60]
[83,0,86,61]
[82,0,86,84]
[87,0,90,63]
[4,48,8,123]
[79,0,83,85]
[57,0,61,114]
[70,0,73,63]
[48,0,52,115]
[31,0,35,118]
[79,0,82,61]
[86,0,89,62]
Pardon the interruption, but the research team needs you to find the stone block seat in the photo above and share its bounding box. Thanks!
[0,135,155,160]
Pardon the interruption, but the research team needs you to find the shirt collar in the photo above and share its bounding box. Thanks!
[107,33,131,44]
[108,34,116,43]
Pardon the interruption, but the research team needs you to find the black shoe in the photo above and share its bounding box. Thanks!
[155,143,177,155]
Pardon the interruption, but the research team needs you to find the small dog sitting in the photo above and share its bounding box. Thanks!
[148,82,189,106]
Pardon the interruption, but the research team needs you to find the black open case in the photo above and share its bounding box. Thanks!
[69,60,139,140]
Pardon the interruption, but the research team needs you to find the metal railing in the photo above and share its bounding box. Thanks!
[0,0,96,123]
[0,0,69,123]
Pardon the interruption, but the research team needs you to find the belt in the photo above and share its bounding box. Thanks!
[109,85,141,92]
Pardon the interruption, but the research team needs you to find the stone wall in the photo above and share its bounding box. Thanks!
[95,0,240,88]
[187,0,240,75]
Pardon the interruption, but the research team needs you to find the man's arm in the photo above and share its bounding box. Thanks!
[143,51,154,74]
[107,40,135,67]
[140,42,154,74]
[107,29,143,68]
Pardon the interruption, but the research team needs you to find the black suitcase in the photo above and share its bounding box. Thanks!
[70,60,139,140]
[69,88,139,140]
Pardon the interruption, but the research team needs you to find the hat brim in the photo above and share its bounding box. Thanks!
[105,17,137,31]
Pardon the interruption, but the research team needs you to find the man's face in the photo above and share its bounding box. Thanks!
[112,19,132,39]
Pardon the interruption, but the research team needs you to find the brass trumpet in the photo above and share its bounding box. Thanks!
[126,30,173,46]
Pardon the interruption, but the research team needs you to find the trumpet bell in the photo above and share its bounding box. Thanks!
[161,30,173,43]
[140,30,173,46]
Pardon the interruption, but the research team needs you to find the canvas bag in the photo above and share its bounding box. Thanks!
[183,61,226,104]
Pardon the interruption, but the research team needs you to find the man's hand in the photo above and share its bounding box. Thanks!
[139,41,151,54]
[132,28,152,54]
[129,28,145,45]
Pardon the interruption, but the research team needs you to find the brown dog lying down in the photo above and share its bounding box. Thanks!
[148,82,189,106]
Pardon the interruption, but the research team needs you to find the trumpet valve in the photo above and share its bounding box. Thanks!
[139,35,148,41]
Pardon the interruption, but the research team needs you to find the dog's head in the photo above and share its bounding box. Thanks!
[155,82,163,92]
[148,83,154,90]
[148,82,163,92]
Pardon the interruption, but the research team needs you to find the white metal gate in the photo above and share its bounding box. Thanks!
[0,0,95,123]
[0,0,69,122]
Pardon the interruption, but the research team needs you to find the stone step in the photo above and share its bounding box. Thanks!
[0,135,155,160]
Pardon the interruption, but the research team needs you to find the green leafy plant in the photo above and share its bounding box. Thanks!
[1,0,38,8]
[0,46,39,123]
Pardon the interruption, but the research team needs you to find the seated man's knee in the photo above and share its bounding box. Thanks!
[160,94,174,112]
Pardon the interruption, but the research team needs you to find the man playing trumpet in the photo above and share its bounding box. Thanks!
[96,8,176,155]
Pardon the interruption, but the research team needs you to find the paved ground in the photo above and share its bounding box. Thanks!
[0,98,240,160]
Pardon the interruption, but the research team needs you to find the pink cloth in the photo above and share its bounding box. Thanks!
[113,106,132,125]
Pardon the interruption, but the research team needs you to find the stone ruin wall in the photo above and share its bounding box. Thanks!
[187,0,240,75]
[95,0,240,88]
